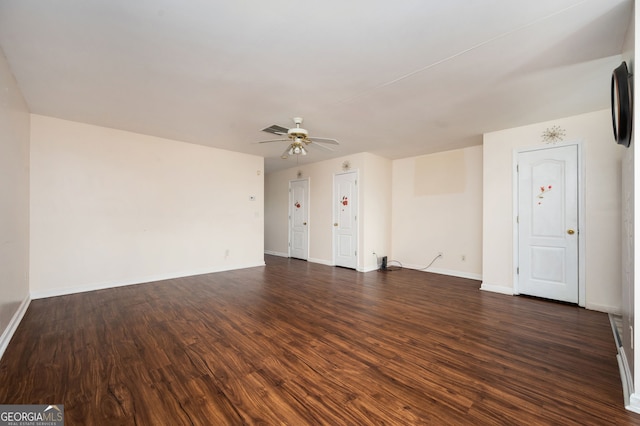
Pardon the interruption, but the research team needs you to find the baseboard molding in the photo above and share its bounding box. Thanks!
[429,267,482,281]
[616,346,640,413]
[31,261,266,300]
[480,282,515,296]
[586,302,622,315]
[0,295,30,360]
[263,253,345,269]
[628,391,640,414]
[402,263,482,281]
[308,257,334,267]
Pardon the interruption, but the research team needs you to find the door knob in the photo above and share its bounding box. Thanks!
[567,229,575,235]
[334,223,338,227]
[303,222,307,225]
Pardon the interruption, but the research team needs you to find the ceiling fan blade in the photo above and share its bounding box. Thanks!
[280,145,291,159]
[312,142,336,152]
[309,137,339,145]
[255,138,289,144]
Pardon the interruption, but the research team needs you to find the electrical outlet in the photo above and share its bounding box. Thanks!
[461,255,466,261]
[438,252,443,258]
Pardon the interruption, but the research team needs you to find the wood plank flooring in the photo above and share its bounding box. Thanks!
[1,255,638,425]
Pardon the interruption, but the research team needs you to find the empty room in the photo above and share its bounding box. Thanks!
[1,1,640,424]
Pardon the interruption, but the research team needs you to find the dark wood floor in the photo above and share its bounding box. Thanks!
[1,255,638,425]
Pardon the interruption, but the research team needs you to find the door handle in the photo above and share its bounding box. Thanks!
[334,223,339,227]
[567,229,575,235]
[303,222,307,225]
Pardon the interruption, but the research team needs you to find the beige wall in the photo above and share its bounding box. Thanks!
[483,109,626,313]
[264,153,392,271]
[30,115,264,297]
[391,146,483,279]
[361,153,392,271]
[0,48,30,355]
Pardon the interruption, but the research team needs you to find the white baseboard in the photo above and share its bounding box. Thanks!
[0,295,30,360]
[402,263,482,281]
[617,344,635,410]
[31,262,266,300]
[428,267,482,281]
[308,257,334,266]
[263,253,337,268]
[628,392,640,414]
[585,302,622,315]
[264,250,288,257]
[480,282,515,295]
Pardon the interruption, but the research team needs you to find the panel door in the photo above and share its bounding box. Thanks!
[517,145,578,303]
[334,172,357,269]
[290,179,309,260]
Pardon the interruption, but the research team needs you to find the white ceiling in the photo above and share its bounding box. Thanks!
[0,0,632,173]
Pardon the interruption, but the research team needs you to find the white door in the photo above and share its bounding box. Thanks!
[289,179,309,260]
[517,145,579,303]
[334,171,358,269]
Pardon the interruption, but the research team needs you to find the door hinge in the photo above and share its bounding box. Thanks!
[517,215,519,224]
[355,250,357,256]
[516,164,519,173]
[517,267,519,274]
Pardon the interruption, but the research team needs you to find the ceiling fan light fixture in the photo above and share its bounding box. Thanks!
[256,116,339,161]
[288,128,308,139]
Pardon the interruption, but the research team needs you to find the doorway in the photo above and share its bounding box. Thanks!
[334,171,358,269]
[289,178,309,260]
[515,144,583,304]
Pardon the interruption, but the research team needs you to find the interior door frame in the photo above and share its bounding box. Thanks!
[333,170,359,269]
[289,178,310,260]
[512,141,586,307]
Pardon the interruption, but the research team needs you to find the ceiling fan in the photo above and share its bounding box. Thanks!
[257,117,339,159]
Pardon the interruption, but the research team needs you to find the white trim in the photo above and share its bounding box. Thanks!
[586,303,622,315]
[480,282,515,295]
[628,391,640,414]
[289,178,310,260]
[30,262,265,300]
[264,250,288,257]
[360,265,380,273]
[308,257,334,266]
[333,170,359,270]
[618,349,633,409]
[610,314,634,411]
[264,254,335,266]
[428,267,482,281]
[513,141,585,306]
[0,295,31,360]
[401,264,482,281]
[577,142,586,307]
